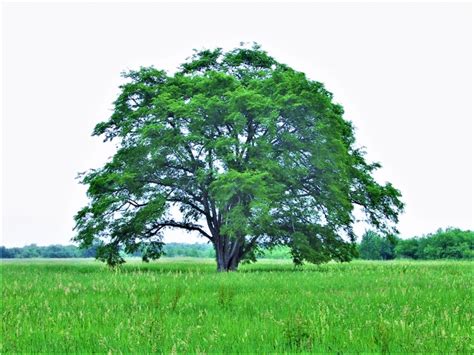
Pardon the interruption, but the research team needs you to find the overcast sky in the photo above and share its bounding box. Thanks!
[2,2,472,247]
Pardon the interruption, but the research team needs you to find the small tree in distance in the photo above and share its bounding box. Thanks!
[74,44,404,271]
[359,231,397,260]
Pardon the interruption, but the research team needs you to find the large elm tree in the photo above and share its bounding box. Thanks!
[74,44,403,271]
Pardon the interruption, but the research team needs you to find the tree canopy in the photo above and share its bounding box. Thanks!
[74,44,404,271]
[359,231,397,260]
[395,228,473,260]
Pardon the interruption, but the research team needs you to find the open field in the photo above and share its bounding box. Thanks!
[1,259,472,353]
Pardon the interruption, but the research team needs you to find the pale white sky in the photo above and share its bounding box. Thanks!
[1,2,472,247]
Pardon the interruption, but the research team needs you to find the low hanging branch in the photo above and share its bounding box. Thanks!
[149,220,212,241]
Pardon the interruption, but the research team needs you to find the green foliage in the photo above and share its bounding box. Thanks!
[162,243,215,258]
[0,243,215,259]
[358,228,474,261]
[5,228,470,262]
[396,228,473,260]
[75,43,403,269]
[0,244,98,259]
[359,231,397,260]
[395,238,419,259]
[0,243,292,260]
[1,259,472,353]
[260,245,292,259]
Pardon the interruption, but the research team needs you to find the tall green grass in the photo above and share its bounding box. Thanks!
[1,259,472,353]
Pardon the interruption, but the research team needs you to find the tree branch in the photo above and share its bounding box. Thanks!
[168,197,207,215]
[152,220,212,240]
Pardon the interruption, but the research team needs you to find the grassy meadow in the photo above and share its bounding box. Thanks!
[1,258,472,353]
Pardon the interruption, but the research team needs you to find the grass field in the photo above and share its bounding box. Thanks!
[1,258,472,353]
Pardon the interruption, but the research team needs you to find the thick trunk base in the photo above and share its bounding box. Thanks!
[214,236,244,272]
[216,258,240,272]
[215,249,241,272]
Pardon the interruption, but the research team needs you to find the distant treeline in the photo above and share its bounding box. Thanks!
[0,242,290,260]
[0,243,215,259]
[0,244,98,259]
[1,228,472,260]
[359,228,473,260]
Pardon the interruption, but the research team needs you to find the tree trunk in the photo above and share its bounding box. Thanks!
[214,236,243,272]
